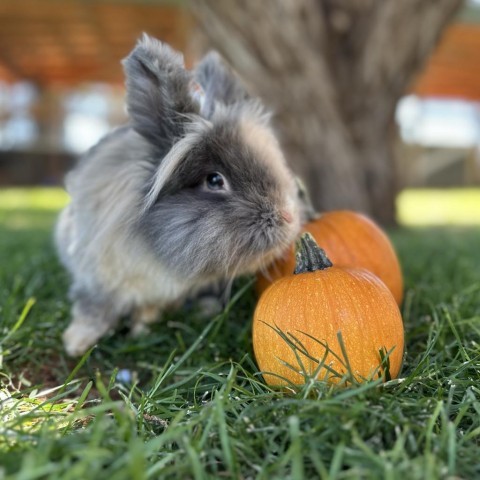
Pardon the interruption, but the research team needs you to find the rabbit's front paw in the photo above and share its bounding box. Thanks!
[63,301,120,356]
[62,322,102,357]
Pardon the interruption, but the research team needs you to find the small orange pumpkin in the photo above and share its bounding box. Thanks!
[253,233,404,386]
[257,210,404,304]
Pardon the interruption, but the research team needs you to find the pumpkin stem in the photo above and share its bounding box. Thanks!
[294,233,333,274]
[295,176,320,222]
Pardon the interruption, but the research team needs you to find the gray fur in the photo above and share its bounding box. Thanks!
[194,51,250,118]
[122,34,199,153]
[56,35,301,356]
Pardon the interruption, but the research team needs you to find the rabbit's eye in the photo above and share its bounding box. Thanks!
[205,172,226,191]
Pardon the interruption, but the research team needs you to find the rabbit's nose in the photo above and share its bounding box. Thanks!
[280,209,294,224]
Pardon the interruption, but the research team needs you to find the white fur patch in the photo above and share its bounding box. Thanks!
[144,118,212,210]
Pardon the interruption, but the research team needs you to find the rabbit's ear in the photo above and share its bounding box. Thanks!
[194,51,250,117]
[122,34,199,151]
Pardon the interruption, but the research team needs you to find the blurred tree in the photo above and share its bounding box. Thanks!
[195,0,463,224]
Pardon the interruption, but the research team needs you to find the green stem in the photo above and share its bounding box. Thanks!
[295,176,320,222]
[294,233,333,274]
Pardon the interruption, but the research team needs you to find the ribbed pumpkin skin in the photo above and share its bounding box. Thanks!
[256,211,404,304]
[253,267,404,386]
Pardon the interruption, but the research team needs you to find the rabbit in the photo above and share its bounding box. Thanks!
[55,34,302,356]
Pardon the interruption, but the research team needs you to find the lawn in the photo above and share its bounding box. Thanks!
[0,188,479,479]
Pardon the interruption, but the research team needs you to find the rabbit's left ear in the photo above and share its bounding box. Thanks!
[122,34,199,153]
[194,51,250,118]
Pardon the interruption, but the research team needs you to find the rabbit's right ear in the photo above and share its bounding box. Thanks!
[194,51,250,118]
[122,34,199,152]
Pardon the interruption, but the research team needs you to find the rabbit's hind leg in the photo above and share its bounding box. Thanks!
[130,305,161,337]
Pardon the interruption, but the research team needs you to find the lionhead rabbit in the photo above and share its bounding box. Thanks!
[55,35,301,356]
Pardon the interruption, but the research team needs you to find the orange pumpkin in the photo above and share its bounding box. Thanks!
[253,233,404,386]
[257,210,404,304]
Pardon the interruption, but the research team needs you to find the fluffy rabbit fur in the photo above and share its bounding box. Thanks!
[56,35,301,356]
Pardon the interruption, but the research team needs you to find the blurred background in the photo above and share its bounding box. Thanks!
[0,0,479,226]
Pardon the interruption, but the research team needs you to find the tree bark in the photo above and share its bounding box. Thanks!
[194,0,463,225]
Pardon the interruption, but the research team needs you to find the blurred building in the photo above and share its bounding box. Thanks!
[397,1,480,189]
[0,0,193,185]
[0,0,480,188]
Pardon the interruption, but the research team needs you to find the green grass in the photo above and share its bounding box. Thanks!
[397,188,480,226]
[1,188,480,479]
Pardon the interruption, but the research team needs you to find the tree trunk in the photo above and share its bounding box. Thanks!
[194,0,463,225]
